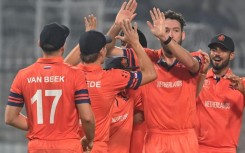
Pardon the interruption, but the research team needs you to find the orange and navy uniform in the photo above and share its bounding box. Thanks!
[108,88,142,153]
[196,68,245,153]
[77,64,142,153]
[7,57,90,152]
[123,48,149,153]
[124,48,203,153]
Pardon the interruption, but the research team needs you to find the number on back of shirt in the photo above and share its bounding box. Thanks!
[31,89,62,124]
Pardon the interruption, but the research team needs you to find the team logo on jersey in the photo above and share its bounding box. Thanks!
[218,34,225,41]
[121,57,129,68]
[203,79,210,88]
[204,100,230,109]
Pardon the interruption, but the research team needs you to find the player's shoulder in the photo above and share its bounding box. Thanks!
[190,50,201,56]
[104,68,131,80]
[17,63,38,76]
[104,68,129,74]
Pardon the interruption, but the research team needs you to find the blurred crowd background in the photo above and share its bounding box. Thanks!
[0,0,244,152]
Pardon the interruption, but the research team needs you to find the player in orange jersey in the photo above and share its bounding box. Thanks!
[119,28,147,153]
[5,23,95,153]
[65,16,156,153]
[196,34,245,153]
[105,6,204,153]
[103,56,143,153]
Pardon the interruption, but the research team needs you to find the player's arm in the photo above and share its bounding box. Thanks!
[74,71,95,151]
[196,51,210,97]
[133,110,144,125]
[77,103,95,152]
[225,74,245,96]
[65,15,97,66]
[116,20,157,85]
[5,73,28,131]
[5,106,28,131]
[106,0,137,56]
[147,8,200,73]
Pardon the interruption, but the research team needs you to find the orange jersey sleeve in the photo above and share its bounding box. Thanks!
[123,48,161,67]
[108,68,142,90]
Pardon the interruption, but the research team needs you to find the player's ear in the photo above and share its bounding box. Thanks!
[60,46,65,56]
[229,51,235,61]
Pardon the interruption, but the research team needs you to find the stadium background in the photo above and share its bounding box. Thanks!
[0,0,244,152]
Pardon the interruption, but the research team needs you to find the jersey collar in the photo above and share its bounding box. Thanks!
[157,58,178,71]
[36,57,64,64]
[206,68,233,79]
[77,63,102,72]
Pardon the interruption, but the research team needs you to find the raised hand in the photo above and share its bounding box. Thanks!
[115,19,139,46]
[147,8,166,40]
[225,74,245,94]
[84,14,97,32]
[199,50,210,74]
[115,0,137,25]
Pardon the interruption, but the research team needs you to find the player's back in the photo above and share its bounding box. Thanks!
[77,64,142,151]
[12,57,88,140]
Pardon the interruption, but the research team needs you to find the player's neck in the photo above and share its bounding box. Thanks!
[161,54,176,65]
[212,66,230,77]
[82,60,102,66]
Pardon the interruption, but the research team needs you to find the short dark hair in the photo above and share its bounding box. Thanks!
[164,10,186,31]
[80,53,100,64]
[120,28,147,48]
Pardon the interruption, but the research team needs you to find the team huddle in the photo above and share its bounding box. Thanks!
[4,0,245,153]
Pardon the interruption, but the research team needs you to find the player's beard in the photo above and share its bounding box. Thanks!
[163,38,182,56]
[210,56,230,71]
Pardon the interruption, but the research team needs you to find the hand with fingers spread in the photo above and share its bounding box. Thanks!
[81,136,93,153]
[199,50,210,74]
[225,74,245,94]
[115,0,137,25]
[84,14,97,32]
[147,8,167,40]
[115,19,139,46]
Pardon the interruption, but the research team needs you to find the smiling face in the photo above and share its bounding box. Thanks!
[209,43,234,71]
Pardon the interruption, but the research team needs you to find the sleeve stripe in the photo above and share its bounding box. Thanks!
[75,97,90,100]
[123,48,127,57]
[130,77,138,88]
[134,72,142,89]
[129,48,136,67]
[8,99,23,103]
[75,99,91,104]
[75,94,89,98]
[126,72,142,89]
[9,92,24,99]
[8,96,23,102]
[75,89,89,95]
[127,49,132,66]
[126,72,134,89]
[7,101,24,107]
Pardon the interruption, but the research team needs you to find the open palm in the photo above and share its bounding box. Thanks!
[147,8,166,39]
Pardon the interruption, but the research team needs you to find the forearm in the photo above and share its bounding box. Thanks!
[106,23,121,54]
[196,73,207,97]
[6,113,28,131]
[161,38,199,73]
[131,42,156,84]
[81,119,95,142]
[64,44,81,66]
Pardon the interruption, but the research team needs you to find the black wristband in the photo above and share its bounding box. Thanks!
[163,36,172,45]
